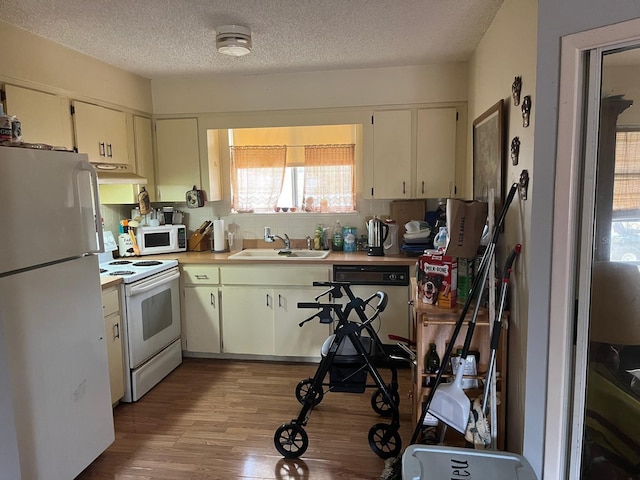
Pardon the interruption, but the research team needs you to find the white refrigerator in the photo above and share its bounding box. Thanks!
[0,146,114,480]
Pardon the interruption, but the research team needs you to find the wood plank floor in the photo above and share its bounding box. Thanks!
[77,358,414,480]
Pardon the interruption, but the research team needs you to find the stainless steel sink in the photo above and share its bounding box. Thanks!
[228,249,330,260]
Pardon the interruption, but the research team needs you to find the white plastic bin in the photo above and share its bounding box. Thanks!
[402,445,537,480]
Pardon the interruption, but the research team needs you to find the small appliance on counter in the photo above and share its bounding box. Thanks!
[135,224,187,255]
[367,215,389,256]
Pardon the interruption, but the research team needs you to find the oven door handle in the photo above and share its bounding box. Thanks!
[129,270,180,295]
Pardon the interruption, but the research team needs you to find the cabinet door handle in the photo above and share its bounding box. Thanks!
[99,142,106,157]
[421,181,425,194]
[278,294,283,308]
[210,292,216,307]
[195,274,209,280]
[402,181,406,194]
[113,322,120,339]
[266,293,271,307]
[107,143,113,158]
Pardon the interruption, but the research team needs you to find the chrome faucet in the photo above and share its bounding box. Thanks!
[264,227,291,250]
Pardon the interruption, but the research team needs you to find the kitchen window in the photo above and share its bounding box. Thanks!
[229,125,357,213]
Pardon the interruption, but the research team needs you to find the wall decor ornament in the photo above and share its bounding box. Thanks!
[522,95,532,127]
[473,99,505,214]
[512,76,522,106]
[510,137,521,166]
[519,169,529,200]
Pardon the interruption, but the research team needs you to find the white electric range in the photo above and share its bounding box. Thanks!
[98,235,182,402]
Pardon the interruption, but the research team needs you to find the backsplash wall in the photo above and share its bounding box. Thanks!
[100,195,441,249]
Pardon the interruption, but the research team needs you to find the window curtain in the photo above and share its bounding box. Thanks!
[614,131,640,215]
[303,144,355,212]
[230,146,287,212]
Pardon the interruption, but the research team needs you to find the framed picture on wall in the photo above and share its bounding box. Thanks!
[473,99,505,214]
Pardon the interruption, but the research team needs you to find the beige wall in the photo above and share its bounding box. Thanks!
[468,0,538,454]
[0,20,152,113]
[151,63,468,114]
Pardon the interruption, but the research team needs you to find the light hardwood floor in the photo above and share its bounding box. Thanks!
[77,358,414,480]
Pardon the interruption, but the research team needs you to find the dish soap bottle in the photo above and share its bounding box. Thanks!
[425,343,440,387]
[332,220,343,251]
[433,226,449,251]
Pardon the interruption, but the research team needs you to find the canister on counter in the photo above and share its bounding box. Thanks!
[342,227,357,252]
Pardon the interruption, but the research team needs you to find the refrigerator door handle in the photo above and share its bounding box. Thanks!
[82,160,104,254]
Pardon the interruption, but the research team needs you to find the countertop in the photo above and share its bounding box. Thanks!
[100,276,123,289]
[142,250,419,266]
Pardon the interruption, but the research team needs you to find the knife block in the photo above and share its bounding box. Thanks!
[187,232,210,252]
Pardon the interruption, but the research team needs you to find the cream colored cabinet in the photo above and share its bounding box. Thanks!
[273,287,331,357]
[155,118,201,202]
[181,265,221,354]
[72,101,129,165]
[222,286,275,355]
[371,110,412,199]
[3,84,74,149]
[220,266,331,357]
[369,107,459,199]
[416,108,457,199]
[102,286,124,405]
[99,114,155,204]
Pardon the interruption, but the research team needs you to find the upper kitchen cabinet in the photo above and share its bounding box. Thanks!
[72,101,130,166]
[368,107,460,199]
[98,115,156,204]
[3,84,74,149]
[371,110,412,199]
[416,108,457,199]
[155,117,202,202]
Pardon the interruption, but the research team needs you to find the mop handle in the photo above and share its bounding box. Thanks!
[481,244,521,412]
[410,184,518,444]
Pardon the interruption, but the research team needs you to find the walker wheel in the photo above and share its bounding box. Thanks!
[295,378,324,406]
[371,387,400,417]
[368,423,402,459]
[274,423,309,459]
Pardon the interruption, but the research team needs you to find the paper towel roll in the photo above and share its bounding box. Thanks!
[213,219,225,252]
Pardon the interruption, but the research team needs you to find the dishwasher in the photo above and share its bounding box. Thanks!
[333,264,412,341]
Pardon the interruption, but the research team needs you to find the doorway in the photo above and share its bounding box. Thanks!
[551,20,640,479]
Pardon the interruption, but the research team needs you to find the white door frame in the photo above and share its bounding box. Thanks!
[547,17,640,479]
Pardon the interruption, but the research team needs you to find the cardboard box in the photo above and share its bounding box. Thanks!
[417,250,458,308]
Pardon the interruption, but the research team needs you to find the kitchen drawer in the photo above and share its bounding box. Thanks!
[182,265,220,285]
[102,287,120,317]
[220,266,330,286]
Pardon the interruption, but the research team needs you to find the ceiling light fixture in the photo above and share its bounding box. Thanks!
[216,25,252,57]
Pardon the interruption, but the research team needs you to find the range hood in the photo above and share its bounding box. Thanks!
[92,163,147,185]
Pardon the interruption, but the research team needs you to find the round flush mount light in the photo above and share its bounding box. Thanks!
[216,25,252,57]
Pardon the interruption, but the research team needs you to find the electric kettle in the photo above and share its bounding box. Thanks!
[367,215,389,256]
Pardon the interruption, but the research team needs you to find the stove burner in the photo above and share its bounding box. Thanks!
[133,261,163,267]
[100,268,108,274]
[109,260,133,265]
[110,270,135,276]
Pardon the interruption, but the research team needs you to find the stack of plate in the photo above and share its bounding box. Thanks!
[401,221,432,255]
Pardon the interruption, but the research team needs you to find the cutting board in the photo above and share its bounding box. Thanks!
[390,199,427,237]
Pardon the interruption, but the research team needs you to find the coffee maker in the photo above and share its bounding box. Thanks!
[367,216,389,256]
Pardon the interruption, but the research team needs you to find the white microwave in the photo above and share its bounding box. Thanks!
[136,225,187,255]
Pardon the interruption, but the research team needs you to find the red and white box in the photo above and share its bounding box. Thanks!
[417,250,458,308]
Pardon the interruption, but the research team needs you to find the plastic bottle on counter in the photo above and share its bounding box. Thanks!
[433,226,449,251]
[332,220,343,251]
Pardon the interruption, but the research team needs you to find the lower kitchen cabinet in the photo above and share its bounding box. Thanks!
[221,286,274,355]
[220,266,331,357]
[101,285,124,405]
[181,265,221,354]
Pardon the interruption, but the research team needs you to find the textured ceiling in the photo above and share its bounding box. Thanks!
[0,0,504,79]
